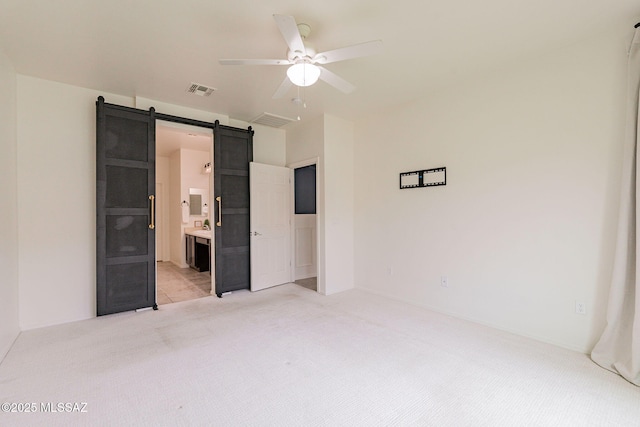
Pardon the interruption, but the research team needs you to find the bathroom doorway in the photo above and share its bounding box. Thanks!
[96,99,253,314]
[155,121,214,305]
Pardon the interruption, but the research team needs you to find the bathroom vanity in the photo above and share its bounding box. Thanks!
[185,229,211,272]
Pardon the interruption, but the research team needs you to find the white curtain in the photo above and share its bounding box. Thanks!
[590,27,640,386]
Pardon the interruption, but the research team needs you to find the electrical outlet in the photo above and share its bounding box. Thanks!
[575,301,586,315]
[440,276,448,288]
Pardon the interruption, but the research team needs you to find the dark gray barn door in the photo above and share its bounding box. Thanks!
[96,97,156,315]
[214,121,253,296]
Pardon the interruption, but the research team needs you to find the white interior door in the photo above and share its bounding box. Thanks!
[250,162,291,291]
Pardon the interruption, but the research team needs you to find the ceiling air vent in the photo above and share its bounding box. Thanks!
[250,112,296,128]
[186,82,216,96]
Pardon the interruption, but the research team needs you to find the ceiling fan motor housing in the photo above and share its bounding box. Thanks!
[218,14,382,96]
[297,23,311,39]
[288,45,316,62]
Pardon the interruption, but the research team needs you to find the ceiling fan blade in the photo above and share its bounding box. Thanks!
[219,59,289,66]
[318,66,355,94]
[273,14,306,56]
[272,76,293,99]
[313,40,383,64]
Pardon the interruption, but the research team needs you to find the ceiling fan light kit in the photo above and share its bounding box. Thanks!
[218,14,382,98]
[287,62,320,87]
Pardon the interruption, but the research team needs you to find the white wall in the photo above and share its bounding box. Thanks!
[230,119,287,166]
[136,97,229,125]
[323,115,355,294]
[177,148,211,266]
[287,114,356,295]
[287,116,326,293]
[353,26,629,353]
[169,150,183,266]
[156,156,170,261]
[14,77,287,329]
[168,148,212,268]
[17,77,133,330]
[180,149,211,218]
[137,100,287,167]
[0,48,19,360]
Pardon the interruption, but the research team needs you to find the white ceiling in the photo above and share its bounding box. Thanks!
[156,122,212,157]
[1,1,639,125]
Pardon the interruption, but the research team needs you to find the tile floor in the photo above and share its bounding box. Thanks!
[157,261,212,305]
[157,265,314,304]
[294,276,317,291]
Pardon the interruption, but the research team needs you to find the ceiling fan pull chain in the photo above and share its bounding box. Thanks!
[297,86,302,120]
[303,86,307,109]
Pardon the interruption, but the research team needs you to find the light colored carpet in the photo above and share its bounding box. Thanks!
[0,284,638,426]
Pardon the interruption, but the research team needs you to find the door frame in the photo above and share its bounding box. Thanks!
[287,157,321,293]
[155,181,166,261]
[155,120,213,268]
[154,113,218,294]
[155,113,253,297]
[97,99,256,312]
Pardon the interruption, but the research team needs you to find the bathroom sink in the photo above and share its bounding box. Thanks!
[189,229,212,239]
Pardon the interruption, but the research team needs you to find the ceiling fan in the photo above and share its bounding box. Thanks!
[219,14,383,99]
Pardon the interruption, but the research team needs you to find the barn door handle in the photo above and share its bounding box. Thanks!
[216,196,222,227]
[149,195,155,229]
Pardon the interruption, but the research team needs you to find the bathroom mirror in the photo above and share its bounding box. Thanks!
[189,188,208,216]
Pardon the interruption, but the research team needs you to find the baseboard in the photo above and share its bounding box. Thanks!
[169,260,189,269]
[355,286,590,354]
[0,330,20,365]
